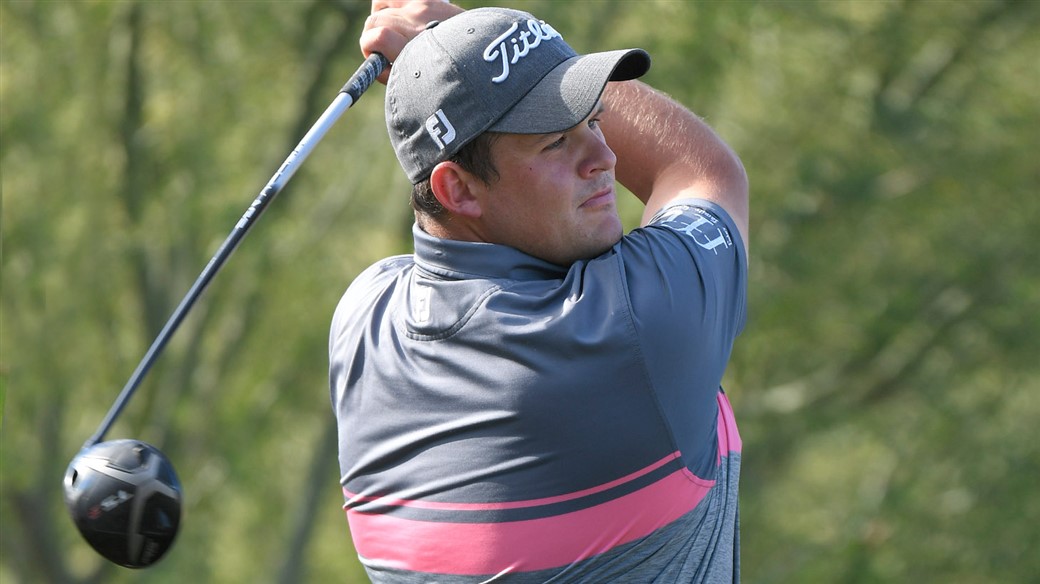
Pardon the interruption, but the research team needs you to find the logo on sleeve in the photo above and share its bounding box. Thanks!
[656,206,733,253]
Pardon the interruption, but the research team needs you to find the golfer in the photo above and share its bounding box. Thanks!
[330,1,749,581]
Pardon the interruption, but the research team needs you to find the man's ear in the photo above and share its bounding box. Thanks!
[429,161,483,218]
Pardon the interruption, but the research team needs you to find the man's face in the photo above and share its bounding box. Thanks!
[474,104,622,266]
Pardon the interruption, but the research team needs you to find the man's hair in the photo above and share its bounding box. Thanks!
[411,132,502,219]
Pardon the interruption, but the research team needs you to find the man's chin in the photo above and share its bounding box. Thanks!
[575,228,625,263]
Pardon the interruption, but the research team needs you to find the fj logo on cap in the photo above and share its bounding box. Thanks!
[484,19,562,83]
[425,109,456,149]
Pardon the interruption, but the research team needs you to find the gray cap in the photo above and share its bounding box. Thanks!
[385,7,651,184]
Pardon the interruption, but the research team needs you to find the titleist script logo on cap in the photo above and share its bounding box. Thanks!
[484,19,562,83]
[423,17,563,151]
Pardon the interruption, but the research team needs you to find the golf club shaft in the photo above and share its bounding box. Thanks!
[85,53,390,448]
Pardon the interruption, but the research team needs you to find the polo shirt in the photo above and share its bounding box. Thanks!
[330,199,747,582]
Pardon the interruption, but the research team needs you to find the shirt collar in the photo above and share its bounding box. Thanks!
[412,223,568,281]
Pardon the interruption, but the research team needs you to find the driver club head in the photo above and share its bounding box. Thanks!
[64,439,182,568]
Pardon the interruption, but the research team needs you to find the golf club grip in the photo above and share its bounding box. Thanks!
[341,52,390,102]
[84,55,388,448]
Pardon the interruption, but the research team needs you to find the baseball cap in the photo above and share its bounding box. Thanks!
[385,7,651,184]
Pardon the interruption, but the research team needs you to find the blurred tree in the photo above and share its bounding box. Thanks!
[2,1,384,582]
[724,1,1040,582]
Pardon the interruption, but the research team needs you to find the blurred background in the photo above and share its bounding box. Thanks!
[2,0,1038,582]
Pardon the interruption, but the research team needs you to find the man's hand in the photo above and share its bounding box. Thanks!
[361,0,465,84]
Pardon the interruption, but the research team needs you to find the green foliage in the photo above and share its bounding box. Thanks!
[2,1,1037,583]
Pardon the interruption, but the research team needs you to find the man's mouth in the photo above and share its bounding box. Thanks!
[580,187,615,209]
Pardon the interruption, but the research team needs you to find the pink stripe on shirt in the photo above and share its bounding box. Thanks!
[717,391,742,459]
[347,466,715,574]
[345,394,741,575]
[344,452,682,512]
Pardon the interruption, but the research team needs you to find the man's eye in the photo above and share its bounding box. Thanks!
[545,136,565,150]
[588,117,601,129]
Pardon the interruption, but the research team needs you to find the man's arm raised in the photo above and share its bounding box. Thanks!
[601,81,749,252]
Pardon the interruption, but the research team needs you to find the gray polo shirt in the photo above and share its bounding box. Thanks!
[330,199,747,583]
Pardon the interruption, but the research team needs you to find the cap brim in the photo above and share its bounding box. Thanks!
[489,48,651,135]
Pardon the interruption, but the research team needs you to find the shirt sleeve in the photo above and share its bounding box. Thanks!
[616,199,748,478]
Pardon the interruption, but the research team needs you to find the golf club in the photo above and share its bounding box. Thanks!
[63,52,389,569]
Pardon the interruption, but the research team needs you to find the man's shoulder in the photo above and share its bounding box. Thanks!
[337,254,415,310]
[354,254,415,284]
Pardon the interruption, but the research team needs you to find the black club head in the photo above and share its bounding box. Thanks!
[64,439,182,568]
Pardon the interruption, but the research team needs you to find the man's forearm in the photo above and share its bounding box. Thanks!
[602,81,748,248]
